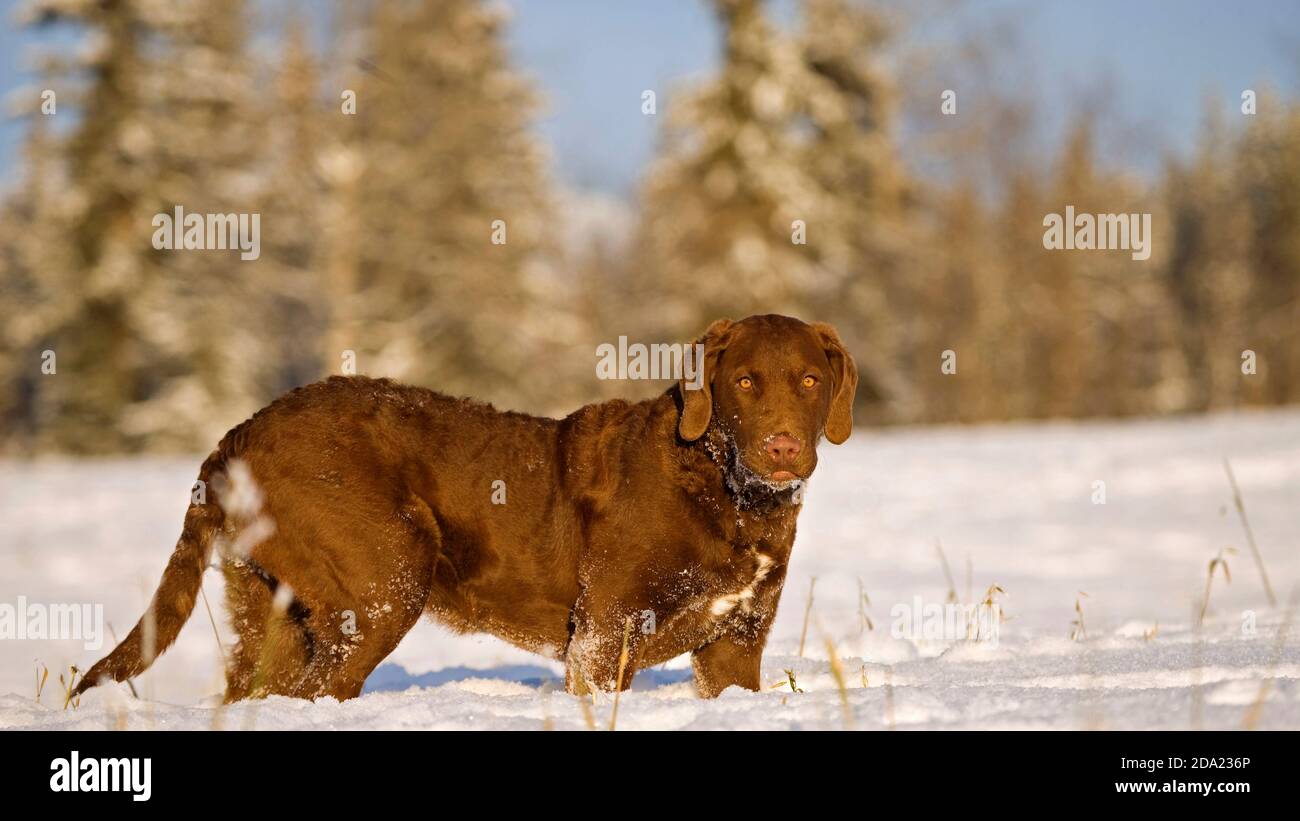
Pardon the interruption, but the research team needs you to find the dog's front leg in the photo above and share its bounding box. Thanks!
[691,570,785,698]
[691,634,765,698]
[564,603,640,695]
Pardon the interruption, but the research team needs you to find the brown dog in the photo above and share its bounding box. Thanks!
[73,314,857,701]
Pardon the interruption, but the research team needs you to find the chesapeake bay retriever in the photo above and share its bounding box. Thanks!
[73,314,857,701]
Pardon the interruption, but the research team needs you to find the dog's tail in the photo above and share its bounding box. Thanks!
[72,452,226,698]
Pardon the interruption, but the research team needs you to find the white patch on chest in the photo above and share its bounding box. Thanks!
[710,552,774,618]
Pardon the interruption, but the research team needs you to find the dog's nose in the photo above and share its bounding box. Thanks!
[764,434,802,466]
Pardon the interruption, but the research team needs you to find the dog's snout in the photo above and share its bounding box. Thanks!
[764,434,802,466]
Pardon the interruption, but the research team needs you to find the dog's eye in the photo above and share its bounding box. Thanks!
[802,375,818,389]
[737,377,753,391]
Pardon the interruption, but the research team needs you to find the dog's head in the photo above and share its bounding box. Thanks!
[678,315,857,492]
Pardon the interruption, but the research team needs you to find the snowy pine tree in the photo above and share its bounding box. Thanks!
[637,0,830,334]
[253,15,331,397]
[11,0,268,452]
[328,0,553,411]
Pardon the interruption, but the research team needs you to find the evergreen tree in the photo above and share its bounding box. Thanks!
[331,0,553,412]
[12,0,266,452]
[0,115,68,451]
[1163,102,1252,412]
[125,0,269,449]
[254,15,330,397]
[14,0,164,453]
[797,0,909,419]
[1236,95,1300,405]
[638,0,829,334]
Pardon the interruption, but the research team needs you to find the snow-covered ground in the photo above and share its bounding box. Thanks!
[2,409,1298,730]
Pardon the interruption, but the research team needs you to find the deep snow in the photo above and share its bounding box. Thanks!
[2,409,1298,730]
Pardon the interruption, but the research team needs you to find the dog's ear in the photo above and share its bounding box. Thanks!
[678,318,734,442]
[811,322,858,444]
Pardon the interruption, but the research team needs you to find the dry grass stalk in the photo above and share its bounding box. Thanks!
[35,662,48,704]
[578,689,597,730]
[769,670,797,706]
[823,635,854,729]
[1223,458,1277,607]
[965,554,973,605]
[1243,591,1298,730]
[199,582,228,670]
[782,669,803,693]
[242,582,297,731]
[1070,591,1089,641]
[60,666,81,710]
[857,577,873,634]
[1198,548,1235,625]
[608,616,633,731]
[797,576,817,657]
[936,539,958,603]
[970,584,1005,640]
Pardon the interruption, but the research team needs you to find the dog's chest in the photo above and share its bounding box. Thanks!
[689,514,794,621]
[636,535,789,664]
[705,550,776,619]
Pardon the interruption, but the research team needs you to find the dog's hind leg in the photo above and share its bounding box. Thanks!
[222,560,314,701]
[222,561,268,701]
[285,589,429,700]
[288,498,440,701]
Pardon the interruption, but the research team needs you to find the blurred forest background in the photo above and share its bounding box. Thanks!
[1,0,1298,455]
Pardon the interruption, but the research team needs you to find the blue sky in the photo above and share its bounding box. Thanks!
[2,0,1298,194]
